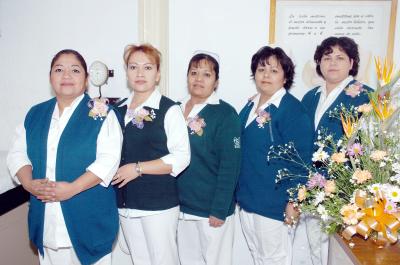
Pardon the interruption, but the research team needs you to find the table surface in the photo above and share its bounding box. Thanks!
[334,233,400,265]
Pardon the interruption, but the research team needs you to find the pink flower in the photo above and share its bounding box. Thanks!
[345,82,363,98]
[347,143,363,157]
[307,173,327,189]
[137,108,150,118]
[126,108,156,129]
[256,109,271,128]
[187,116,206,136]
[88,98,109,120]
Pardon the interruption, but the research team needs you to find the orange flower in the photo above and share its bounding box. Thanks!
[331,152,348,163]
[298,186,307,202]
[324,180,336,195]
[370,98,394,121]
[340,113,357,138]
[352,169,373,184]
[340,204,362,225]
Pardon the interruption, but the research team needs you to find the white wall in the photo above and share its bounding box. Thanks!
[169,0,400,110]
[0,0,138,151]
[169,0,270,110]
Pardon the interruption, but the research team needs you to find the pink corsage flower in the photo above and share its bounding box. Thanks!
[347,143,363,157]
[344,82,364,98]
[127,108,156,129]
[256,109,271,128]
[307,173,327,189]
[187,115,206,136]
[88,98,109,120]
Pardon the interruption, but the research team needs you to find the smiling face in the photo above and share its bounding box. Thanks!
[319,45,353,88]
[126,51,160,95]
[187,59,218,102]
[50,53,87,102]
[254,56,286,98]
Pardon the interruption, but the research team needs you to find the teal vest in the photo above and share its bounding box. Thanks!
[115,96,179,210]
[24,94,119,265]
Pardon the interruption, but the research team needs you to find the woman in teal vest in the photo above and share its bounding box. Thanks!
[112,43,190,265]
[177,51,241,265]
[7,49,122,265]
[294,37,372,265]
[236,46,313,265]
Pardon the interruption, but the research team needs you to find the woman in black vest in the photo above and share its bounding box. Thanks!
[112,43,190,265]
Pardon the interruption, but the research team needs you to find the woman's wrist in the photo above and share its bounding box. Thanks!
[135,162,143,177]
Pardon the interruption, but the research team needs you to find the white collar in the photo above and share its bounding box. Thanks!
[180,91,220,106]
[121,89,162,110]
[53,94,85,119]
[251,87,286,109]
[316,76,354,96]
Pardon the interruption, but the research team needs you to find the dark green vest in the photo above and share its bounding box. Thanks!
[25,94,119,265]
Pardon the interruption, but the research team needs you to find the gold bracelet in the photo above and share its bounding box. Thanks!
[135,162,142,177]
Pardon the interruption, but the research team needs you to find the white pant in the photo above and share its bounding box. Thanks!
[119,206,179,265]
[292,215,329,265]
[239,209,292,265]
[177,215,234,265]
[39,247,111,265]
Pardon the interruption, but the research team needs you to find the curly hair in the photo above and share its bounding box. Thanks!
[314,36,359,77]
[251,46,295,90]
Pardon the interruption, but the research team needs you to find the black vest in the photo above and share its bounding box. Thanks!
[115,96,178,210]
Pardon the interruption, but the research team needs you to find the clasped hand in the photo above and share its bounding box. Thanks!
[26,179,77,202]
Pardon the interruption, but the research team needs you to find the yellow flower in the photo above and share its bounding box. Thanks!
[298,186,307,202]
[340,204,362,225]
[331,152,348,163]
[370,150,387,161]
[357,103,373,114]
[370,98,394,121]
[352,169,373,184]
[340,113,357,138]
[324,180,336,195]
[374,57,394,86]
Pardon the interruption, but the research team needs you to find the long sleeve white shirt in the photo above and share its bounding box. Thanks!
[118,89,190,218]
[7,94,123,249]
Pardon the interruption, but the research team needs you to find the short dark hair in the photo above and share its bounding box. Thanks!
[187,53,219,80]
[50,49,88,78]
[251,46,295,90]
[314,36,359,77]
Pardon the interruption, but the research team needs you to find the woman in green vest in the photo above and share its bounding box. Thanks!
[7,49,122,265]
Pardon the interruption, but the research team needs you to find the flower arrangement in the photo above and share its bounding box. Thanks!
[187,115,206,136]
[126,107,156,129]
[256,109,271,128]
[88,97,109,120]
[269,58,400,245]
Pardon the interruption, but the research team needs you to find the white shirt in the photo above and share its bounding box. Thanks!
[118,89,190,218]
[314,76,353,129]
[7,94,123,249]
[245,88,286,128]
[178,92,220,221]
